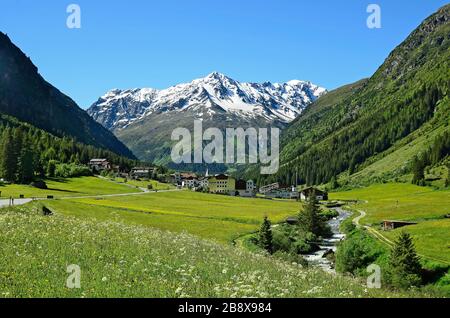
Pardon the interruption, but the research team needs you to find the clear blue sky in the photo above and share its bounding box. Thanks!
[1,0,448,108]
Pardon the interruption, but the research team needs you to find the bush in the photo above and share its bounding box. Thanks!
[272,229,291,253]
[272,225,318,255]
[30,180,47,189]
[54,163,92,178]
[341,220,356,234]
[335,229,386,276]
[292,239,317,254]
[320,209,339,220]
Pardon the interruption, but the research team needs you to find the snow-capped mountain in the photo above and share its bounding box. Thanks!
[88,72,326,131]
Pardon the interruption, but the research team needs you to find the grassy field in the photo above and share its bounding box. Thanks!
[0,203,429,298]
[0,177,140,199]
[113,177,175,191]
[45,191,300,243]
[331,183,450,264]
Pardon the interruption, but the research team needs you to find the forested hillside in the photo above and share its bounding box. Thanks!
[0,114,137,183]
[254,5,449,187]
[0,32,134,158]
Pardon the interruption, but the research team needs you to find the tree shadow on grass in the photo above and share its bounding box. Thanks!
[45,188,78,193]
[422,264,450,285]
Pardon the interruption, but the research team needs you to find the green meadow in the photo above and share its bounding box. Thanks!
[113,177,175,191]
[45,191,300,243]
[331,183,450,264]
[0,176,141,199]
[0,177,447,297]
[0,203,428,298]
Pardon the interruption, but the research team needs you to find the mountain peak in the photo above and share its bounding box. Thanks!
[206,71,225,79]
[88,74,326,131]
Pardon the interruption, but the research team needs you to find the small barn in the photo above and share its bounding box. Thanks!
[299,187,328,201]
[382,220,417,231]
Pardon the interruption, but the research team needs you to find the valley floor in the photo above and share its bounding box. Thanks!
[0,201,428,298]
[0,177,447,297]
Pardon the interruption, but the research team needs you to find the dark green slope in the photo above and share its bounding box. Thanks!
[280,79,368,163]
[271,4,450,186]
[0,32,135,159]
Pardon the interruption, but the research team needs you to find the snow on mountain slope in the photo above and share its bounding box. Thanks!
[87,72,326,131]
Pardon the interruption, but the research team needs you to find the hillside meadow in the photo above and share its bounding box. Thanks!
[330,183,450,264]
[0,203,430,298]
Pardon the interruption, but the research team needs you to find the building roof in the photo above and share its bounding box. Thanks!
[180,172,197,179]
[209,174,230,180]
[300,187,327,195]
[131,166,153,170]
[90,158,108,163]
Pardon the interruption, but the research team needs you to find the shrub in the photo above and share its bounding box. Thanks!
[335,229,386,276]
[54,163,92,178]
[272,229,291,253]
[320,209,339,220]
[30,180,48,189]
[341,220,356,234]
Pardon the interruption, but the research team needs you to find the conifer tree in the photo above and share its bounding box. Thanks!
[259,216,273,254]
[389,232,422,289]
[0,128,17,182]
[17,137,35,183]
[411,155,426,185]
[299,191,319,234]
[445,164,450,188]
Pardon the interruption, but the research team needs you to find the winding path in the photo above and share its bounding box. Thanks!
[0,198,32,208]
[351,207,450,265]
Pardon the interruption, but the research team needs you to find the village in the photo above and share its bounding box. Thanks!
[88,158,328,201]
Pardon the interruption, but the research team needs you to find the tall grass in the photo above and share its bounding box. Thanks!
[0,203,427,298]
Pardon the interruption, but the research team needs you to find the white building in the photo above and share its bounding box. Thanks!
[89,159,111,172]
[198,177,209,189]
[182,177,198,188]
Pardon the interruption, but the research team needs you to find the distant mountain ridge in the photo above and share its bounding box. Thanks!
[88,72,326,131]
[87,72,326,163]
[0,32,134,158]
